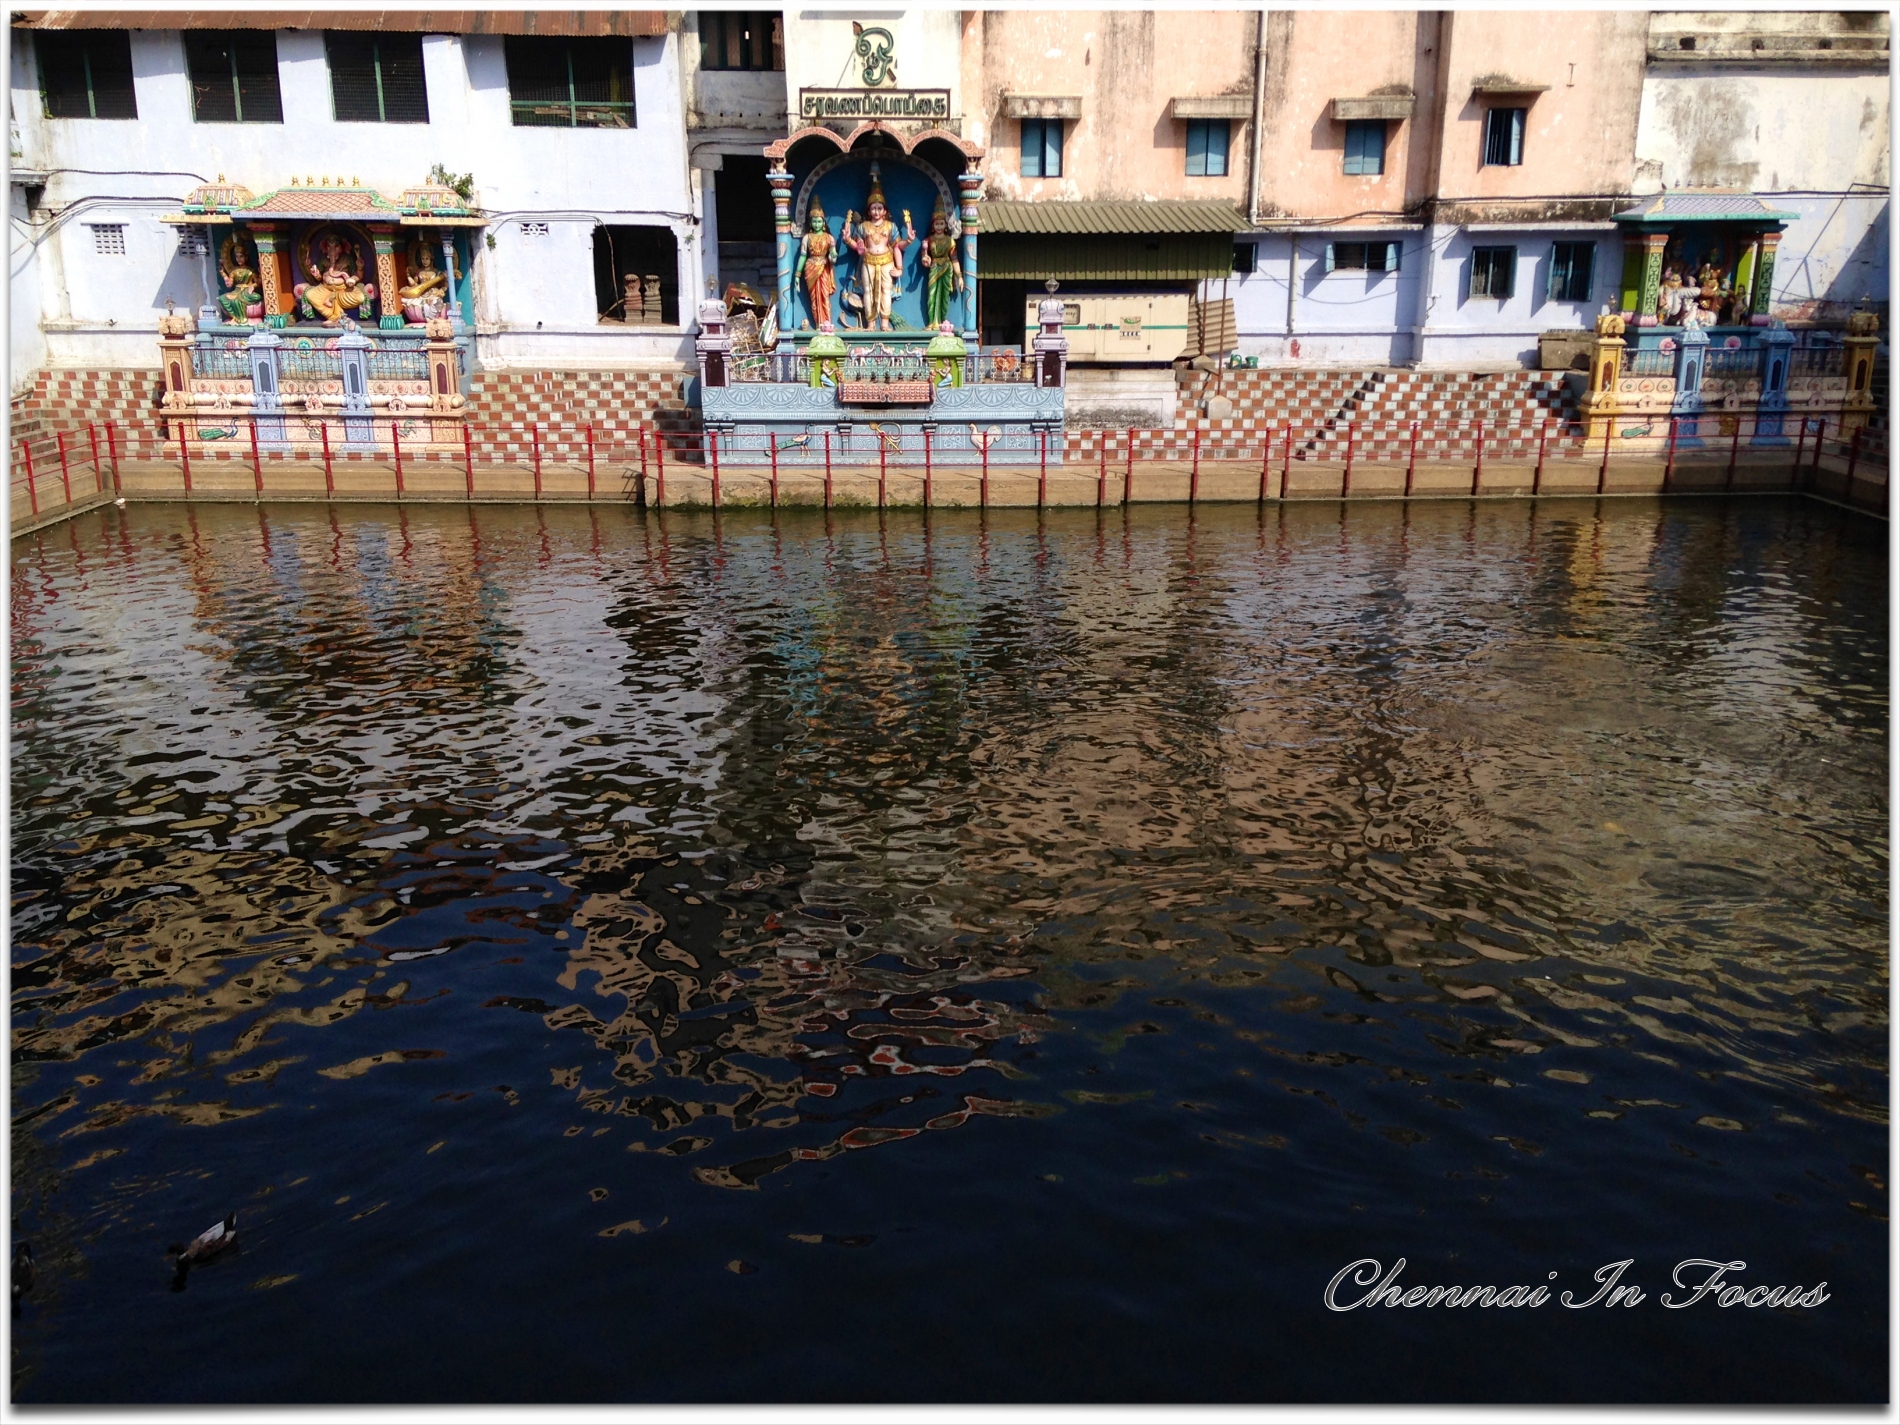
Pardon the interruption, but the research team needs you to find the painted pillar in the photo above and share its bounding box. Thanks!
[246,326,286,449]
[250,224,287,328]
[425,316,463,445]
[369,224,402,328]
[1749,230,1781,326]
[1669,324,1708,448]
[697,297,731,390]
[1753,323,1796,444]
[769,164,796,325]
[1840,310,1879,436]
[439,231,464,327]
[958,169,982,342]
[1579,312,1627,440]
[156,310,196,435]
[337,325,375,448]
[1626,231,1669,326]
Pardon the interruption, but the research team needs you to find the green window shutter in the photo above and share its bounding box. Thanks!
[1385,241,1401,272]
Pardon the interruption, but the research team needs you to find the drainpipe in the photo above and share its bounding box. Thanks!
[1287,233,1299,344]
[1247,9,1267,228]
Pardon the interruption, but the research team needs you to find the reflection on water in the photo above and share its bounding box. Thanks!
[10,498,1888,1403]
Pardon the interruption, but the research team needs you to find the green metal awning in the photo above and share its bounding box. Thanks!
[981,231,1238,281]
[1613,192,1799,224]
[981,200,1248,236]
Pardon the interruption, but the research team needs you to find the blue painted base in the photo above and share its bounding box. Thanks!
[699,381,1064,466]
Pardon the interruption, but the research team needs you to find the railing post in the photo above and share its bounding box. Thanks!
[1039,427,1048,508]
[769,432,780,509]
[321,418,335,497]
[531,424,543,500]
[106,421,120,493]
[924,427,934,509]
[1471,420,1483,497]
[822,430,831,509]
[1124,426,1135,506]
[1341,423,1354,498]
[1662,415,1677,492]
[249,418,263,498]
[1725,418,1741,491]
[21,439,39,517]
[708,428,721,508]
[56,429,72,505]
[586,422,596,500]
[1189,426,1201,504]
[1281,424,1293,500]
[1846,426,1863,491]
[1810,414,1825,488]
[87,422,103,494]
[980,431,990,508]
[1405,421,1418,496]
[878,432,887,508]
[1259,425,1272,503]
[1791,416,1808,491]
[177,417,193,494]
[1098,433,1108,508]
[1597,413,1612,495]
[1532,419,1547,496]
[392,420,404,499]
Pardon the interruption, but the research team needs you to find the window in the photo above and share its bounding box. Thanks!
[184,31,283,123]
[326,32,429,123]
[89,223,126,256]
[1482,107,1525,167]
[1469,246,1516,299]
[505,37,635,128]
[1233,242,1258,274]
[37,30,138,119]
[1021,118,1063,178]
[1547,242,1595,303]
[593,225,678,325]
[177,228,207,258]
[698,12,783,71]
[1342,120,1386,176]
[1186,119,1230,177]
[1326,241,1401,273]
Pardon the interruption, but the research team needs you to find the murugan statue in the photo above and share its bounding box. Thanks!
[1658,266,1693,325]
[1695,252,1728,323]
[842,175,913,333]
[798,199,838,329]
[400,242,449,323]
[919,200,963,330]
[297,231,374,325]
[218,233,261,324]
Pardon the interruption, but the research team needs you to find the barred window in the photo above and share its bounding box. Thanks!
[90,224,127,256]
[1469,246,1517,299]
[326,32,429,123]
[177,229,208,258]
[184,30,283,124]
[1327,241,1401,273]
[1483,107,1525,167]
[1547,242,1596,303]
[698,13,783,72]
[37,30,138,119]
[505,37,635,128]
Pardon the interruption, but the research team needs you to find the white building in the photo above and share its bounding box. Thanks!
[9,12,700,390]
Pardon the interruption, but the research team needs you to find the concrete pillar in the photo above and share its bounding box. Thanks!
[157,309,196,436]
[1628,231,1668,327]
[1578,312,1626,440]
[1752,324,1796,444]
[1841,310,1879,436]
[1749,231,1782,326]
[1668,324,1708,448]
[1034,288,1069,389]
[370,224,401,328]
[439,232,463,327]
[697,297,731,389]
[247,326,286,449]
[337,325,375,448]
[769,164,795,324]
[250,224,287,328]
[958,170,982,342]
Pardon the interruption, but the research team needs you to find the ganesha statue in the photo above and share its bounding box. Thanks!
[294,228,375,325]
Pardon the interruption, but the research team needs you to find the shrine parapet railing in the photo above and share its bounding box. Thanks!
[728,347,1036,386]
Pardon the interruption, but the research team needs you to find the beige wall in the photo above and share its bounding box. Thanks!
[962,10,1257,203]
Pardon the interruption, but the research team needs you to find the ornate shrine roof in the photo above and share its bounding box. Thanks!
[1613,192,1800,224]
[162,177,485,227]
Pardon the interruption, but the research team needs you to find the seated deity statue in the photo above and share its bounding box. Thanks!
[400,244,449,323]
[295,233,374,325]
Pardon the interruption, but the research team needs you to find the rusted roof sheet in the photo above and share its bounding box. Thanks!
[12,11,670,35]
[983,200,1247,236]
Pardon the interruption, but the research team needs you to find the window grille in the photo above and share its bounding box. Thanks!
[1483,107,1525,167]
[1342,120,1386,176]
[1326,241,1401,273]
[326,32,430,123]
[184,30,283,123]
[177,229,208,258]
[37,30,138,119]
[698,12,783,71]
[90,223,127,256]
[505,37,635,128]
[1021,118,1063,178]
[519,221,551,238]
[1186,119,1231,177]
[1469,246,1517,299]
[1546,242,1595,303]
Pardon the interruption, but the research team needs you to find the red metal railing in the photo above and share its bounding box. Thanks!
[10,409,1888,522]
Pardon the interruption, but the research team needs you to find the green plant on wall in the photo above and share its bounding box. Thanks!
[428,162,475,203]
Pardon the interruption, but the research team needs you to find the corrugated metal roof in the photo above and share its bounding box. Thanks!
[981,231,1236,282]
[13,11,669,35]
[983,200,1247,236]
[1614,192,1800,223]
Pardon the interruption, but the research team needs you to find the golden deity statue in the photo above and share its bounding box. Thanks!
[297,230,373,325]
[842,174,913,333]
[399,242,449,323]
[217,233,261,324]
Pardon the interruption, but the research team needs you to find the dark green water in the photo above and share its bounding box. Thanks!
[10,497,1888,1403]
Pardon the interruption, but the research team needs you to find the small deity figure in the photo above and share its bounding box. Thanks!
[399,243,449,323]
[297,231,374,325]
[1695,251,1728,323]
[217,233,261,325]
[1657,266,1696,326]
[798,200,838,329]
[919,200,963,330]
[842,176,913,333]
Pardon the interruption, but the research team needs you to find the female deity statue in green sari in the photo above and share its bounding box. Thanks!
[920,201,963,330]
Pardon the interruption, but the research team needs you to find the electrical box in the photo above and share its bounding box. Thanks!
[1023,293,1191,363]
